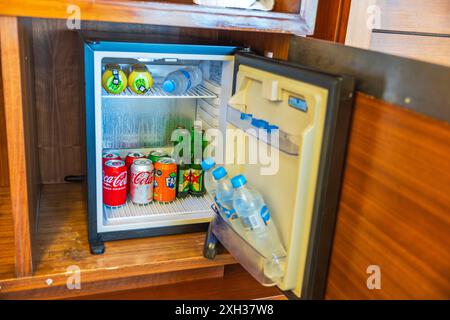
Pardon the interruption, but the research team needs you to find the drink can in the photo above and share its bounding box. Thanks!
[125,152,146,192]
[189,164,204,196]
[154,157,177,203]
[177,162,191,198]
[102,152,121,166]
[125,152,146,169]
[130,159,154,205]
[103,160,127,207]
[148,150,168,164]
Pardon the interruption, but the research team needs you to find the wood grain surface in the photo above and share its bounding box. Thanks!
[325,93,450,300]
[0,57,9,187]
[371,32,450,67]
[377,0,450,34]
[0,0,314,35]
[74,264,284,300]
[0,187,14,279]
[0,16,40,278]
[312,0,352,42]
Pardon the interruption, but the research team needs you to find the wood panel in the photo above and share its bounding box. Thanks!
[0,17,40,278]
[0,183,236,299]
[74,264,284,300]
[0,0,316,36]
[377,0,450,34]
[312,0,352,42]
[370,32,450,67]
[325,93,450,300]
[0,57,9,187]
[0,187,14,279]
[274,0,302,13]
[150,0,302,13]
[0,266,225,299]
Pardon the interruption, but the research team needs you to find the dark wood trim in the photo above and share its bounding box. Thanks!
[312,0,352,43]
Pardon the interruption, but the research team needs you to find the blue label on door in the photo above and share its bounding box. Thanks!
[288,96,308,112]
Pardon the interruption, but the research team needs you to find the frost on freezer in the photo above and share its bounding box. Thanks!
[102,99,196,149]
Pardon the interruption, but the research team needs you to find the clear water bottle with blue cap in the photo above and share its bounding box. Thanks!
[231,174,286,281]
[240,113,253,130]
[212,167,237,220]
[162,67,203,95]
[201,157,217,197]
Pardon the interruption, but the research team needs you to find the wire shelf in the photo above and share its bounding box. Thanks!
[104,194,214,224]
[102,84,217,99]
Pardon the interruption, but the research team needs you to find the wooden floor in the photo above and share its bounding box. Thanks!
[0,186,15,279]
[0,183,283,299]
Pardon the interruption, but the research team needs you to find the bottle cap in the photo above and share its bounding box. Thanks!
[251,118,268,129]
[231,175,247,188]
[265,124,279,133]
[240,113,253,121]
[251,118,262,128]
[212,167,227,181]
[201,157,216,171]
[163,80,176,93]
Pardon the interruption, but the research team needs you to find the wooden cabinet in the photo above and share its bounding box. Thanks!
[0,0,449,300]
[0,0,318,35]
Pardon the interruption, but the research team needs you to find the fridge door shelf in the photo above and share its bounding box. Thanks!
[227,105,300,156]
[104,194,214,225]
[102,83,217,99]
[211,212,285,287]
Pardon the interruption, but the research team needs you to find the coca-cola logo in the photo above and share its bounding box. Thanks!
[103,171,127,188]
[131,171,152,185]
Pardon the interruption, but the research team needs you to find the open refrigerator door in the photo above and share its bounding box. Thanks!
[203,53,354,299]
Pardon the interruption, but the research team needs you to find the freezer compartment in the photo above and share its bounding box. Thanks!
[102,100,197,149]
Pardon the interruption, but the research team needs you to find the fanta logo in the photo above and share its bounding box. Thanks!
[103,171,127,188]
[131,171,152,185]
[165,173,177,189]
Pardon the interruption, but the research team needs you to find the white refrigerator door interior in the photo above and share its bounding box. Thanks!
[226,65,329,297]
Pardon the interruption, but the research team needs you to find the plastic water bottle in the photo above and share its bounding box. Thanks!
[162,67,203,94]
[201,157,217,197]
[231,175,286,281]
[212,167,242,230]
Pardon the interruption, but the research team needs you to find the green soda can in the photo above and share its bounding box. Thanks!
[148,150,168,164]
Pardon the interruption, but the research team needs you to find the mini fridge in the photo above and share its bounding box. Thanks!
[83,40,354,299]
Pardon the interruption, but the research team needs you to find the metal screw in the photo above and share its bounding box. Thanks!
[404,97,412,104]
[46,278,53,286]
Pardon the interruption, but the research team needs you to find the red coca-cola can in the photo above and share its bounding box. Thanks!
[103,160,127,207]
[102,152,121,166]
[130,159,154,204]
[125,152,146,192]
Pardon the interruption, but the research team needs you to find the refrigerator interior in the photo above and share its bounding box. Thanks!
[95,52,235,233]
